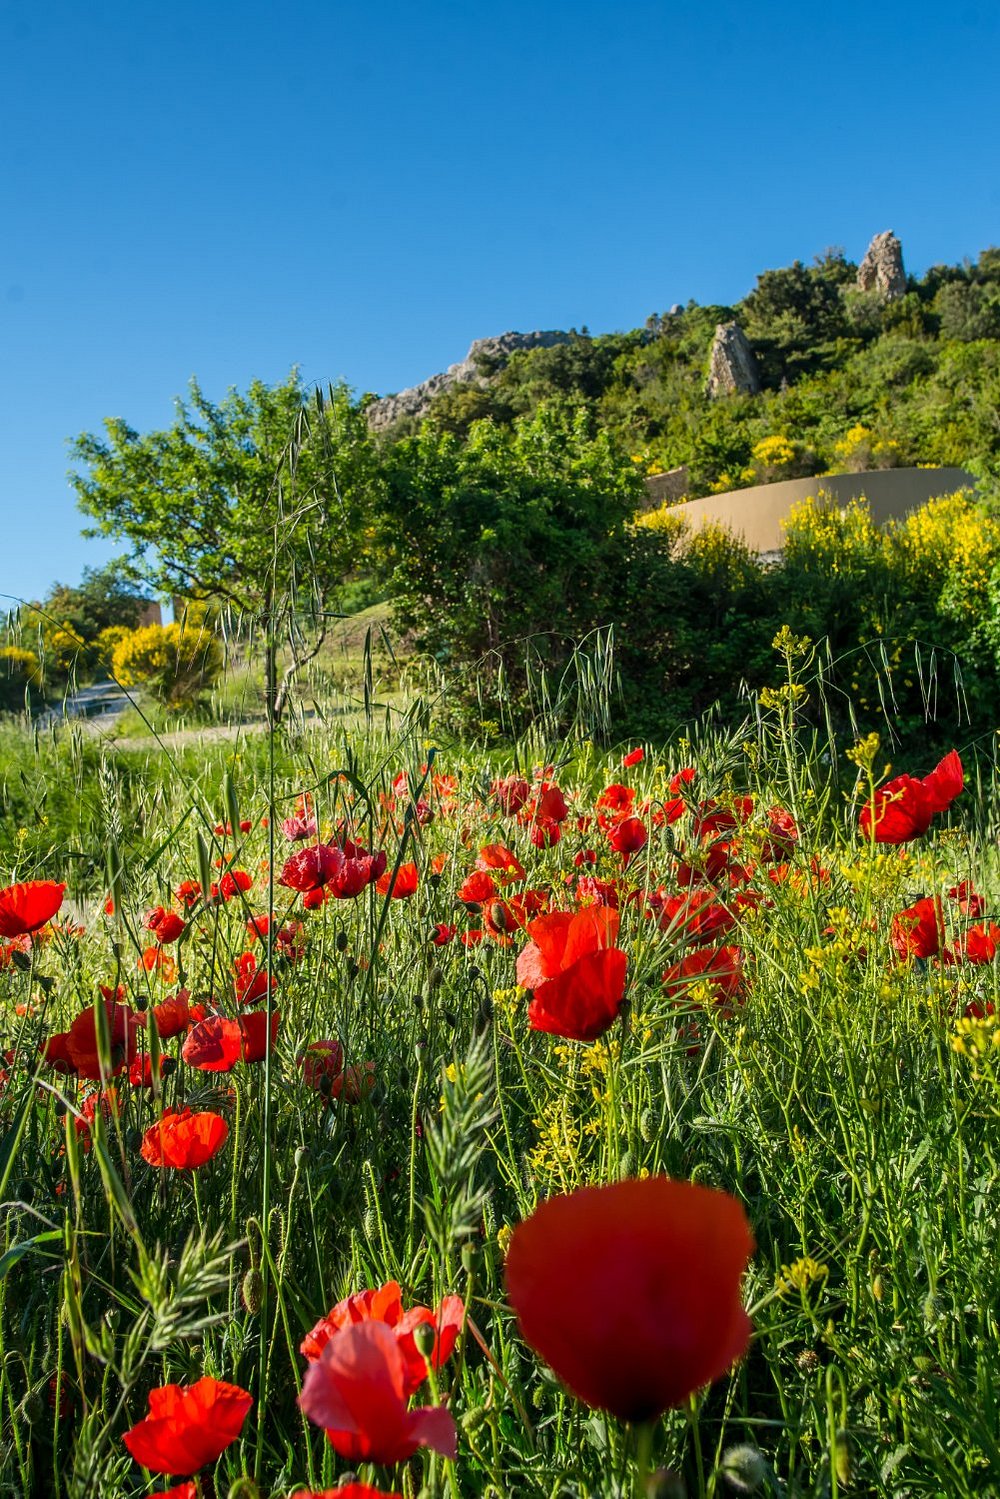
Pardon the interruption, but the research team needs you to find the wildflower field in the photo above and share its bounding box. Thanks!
[2,646,1000,1499]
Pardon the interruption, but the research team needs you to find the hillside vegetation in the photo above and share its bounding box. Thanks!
[402,244,1000,498]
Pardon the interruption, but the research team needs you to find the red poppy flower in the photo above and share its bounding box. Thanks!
[654,890,736,945]
[534,784,568,823]
[329,850,387,898]
[152,1485,198,1499]
[39,1031,75,1073]
[233,952,277,1006]
[239,1009,280,1063]
[575,875,619,908]
[182,1016,243,1072]
[860,750,964,844]
[280,844,345,893]
[529,818,561,850]
[457,870,498,907]
[302,885,329,911]
[0,880,65,937]
[128,1052,172,1087]
[175,879,202,908]
[296,1487,401,1499]
[949,881,985,919]
[607,816,647,864]
[152,991,192,1040]
[211,868,253,902]
[891,896,945,961]
[282,812,318,842]
[505,1177,753,1423]
[145,907,186,944]
[475,843,526,882]
[492,775,530,815]
[376,862,418,898]
[298,1321,456,1465]
[140,1109,229,1168]
[122,1375,252,1475]
[301,1281,463,1396]
[430,922,456,946]
[662,945,745,1006]
[622,747,645,767]
[516,908,627,1042]
[761,806,799,861]
[333,1061,375,1102]
[954,921,1000,964]
[299,1039,344,1089]
[596,784,635,823]
[66,999,145,1080]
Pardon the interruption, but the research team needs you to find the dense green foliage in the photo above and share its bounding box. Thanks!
[60,242,1000,754]
[409,246,1000,497]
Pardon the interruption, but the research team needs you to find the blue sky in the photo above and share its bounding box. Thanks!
[1,0,997,604]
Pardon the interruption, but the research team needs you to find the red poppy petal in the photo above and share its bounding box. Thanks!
[505,1177,753,1423]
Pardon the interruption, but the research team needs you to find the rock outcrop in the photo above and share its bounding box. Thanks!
[706,322,760,398]
[857,231,906,300]
[366,330,572,429]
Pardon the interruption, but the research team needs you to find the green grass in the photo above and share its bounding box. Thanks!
[0,675,998,1498]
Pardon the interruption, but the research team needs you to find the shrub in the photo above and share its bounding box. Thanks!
[0,645,42,713]
[112,621,223,707]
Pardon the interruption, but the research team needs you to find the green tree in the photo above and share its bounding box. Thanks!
[70,372,380,722]
[377,404,642,708]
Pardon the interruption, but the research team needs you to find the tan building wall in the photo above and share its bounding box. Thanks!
[656,467,977,555]
[136,600,163,628]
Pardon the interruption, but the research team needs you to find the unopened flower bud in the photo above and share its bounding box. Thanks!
[242,1267,264,1315]
[412,1320,437,1359]
[719,1443,768,1493]
[461,1405,489,1435]
[23,1390,44,1425]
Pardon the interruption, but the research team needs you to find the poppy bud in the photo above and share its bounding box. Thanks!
[412,1321,437,1360]
[872,1273,884,1302]
[11,950,31,973]
[619,1150,636,1179]
[242,1267,264,1315]
[362,1204,378,1241]
[15,1178,33,1204]
[426,965,443,992]
[53,1098,67,1117]
[489,902,509,933]
[133,993,148,1012]
[335,932,349,953]
[428,872,441,889]
[347,961,360,980]
[639,1107,659,1144]
[719,1444,768,1493]
[834,1430,853,1486]
[294,1145,309,1168]
[461,1405,489,1435]
[23,1390,44,1426]
[37,974,55,993]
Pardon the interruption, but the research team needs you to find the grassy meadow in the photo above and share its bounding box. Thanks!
[0,634,999,1499]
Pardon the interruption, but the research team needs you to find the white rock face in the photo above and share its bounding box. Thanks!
[366,330,572,429]
[706,322,760,398]
[857,231,906,300]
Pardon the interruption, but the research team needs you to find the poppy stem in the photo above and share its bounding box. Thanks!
[633,1420,653,1498]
